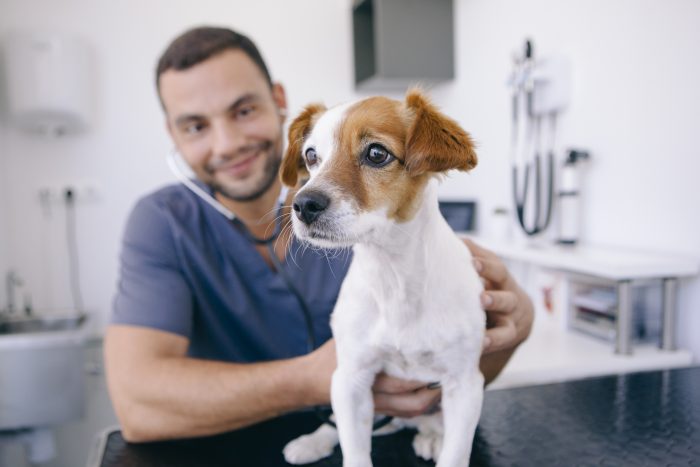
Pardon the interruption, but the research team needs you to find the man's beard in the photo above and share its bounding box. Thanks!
[211,142,282,202]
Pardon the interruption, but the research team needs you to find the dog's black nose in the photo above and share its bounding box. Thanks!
[293,191,330,225]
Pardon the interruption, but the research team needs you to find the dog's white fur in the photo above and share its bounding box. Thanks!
[282,92,485,467]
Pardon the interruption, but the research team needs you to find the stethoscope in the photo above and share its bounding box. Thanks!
[166,148,287,243]
[166,149,393,429]
[509,39,555,236]
[166,149,314,344]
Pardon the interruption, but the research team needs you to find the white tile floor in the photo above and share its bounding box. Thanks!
[0,339,118,467]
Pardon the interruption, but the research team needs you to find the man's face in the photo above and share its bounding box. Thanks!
[159,49,286,202]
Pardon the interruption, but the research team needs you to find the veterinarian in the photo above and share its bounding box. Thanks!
[104,26,534,442]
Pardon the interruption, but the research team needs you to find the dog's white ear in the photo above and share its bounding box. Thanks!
[404,89,477,177]
[281,103,326,187]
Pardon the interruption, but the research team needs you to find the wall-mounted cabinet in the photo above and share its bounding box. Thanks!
[352,0,454,90]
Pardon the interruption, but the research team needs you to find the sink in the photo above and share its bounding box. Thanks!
[0,313,87,335]
[0,312,89,430]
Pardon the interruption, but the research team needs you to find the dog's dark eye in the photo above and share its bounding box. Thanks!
[363,144,394,168]
[305,147,319,167]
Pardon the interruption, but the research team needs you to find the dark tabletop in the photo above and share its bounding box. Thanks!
[93,367,700,466]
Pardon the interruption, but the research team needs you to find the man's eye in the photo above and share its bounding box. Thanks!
[364,143,394,167]
[184,122,205,135]
[305,148,319,166]
[236,105,256,118]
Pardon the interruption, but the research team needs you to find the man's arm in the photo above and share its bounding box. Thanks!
[105,325,441,441]
[104,325,331,442]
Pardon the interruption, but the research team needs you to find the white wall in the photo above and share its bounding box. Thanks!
[0,0,698,355]
[437,0,700,358]
[0,126,9,307]
[0,0,356,330]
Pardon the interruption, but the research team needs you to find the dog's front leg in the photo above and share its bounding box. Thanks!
[437,368,484,467]
[331,364,378,467]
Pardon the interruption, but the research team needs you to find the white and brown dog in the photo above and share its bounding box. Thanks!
[280,89,485,467]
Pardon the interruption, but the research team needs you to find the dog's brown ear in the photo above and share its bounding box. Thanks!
[281,103,326,187]
[403,89,477,177]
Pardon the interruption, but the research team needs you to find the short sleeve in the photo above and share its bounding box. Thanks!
[111,195,194,337]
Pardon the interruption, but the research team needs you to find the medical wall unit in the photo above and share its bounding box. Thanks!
[3,32,93,136]
[508,40,572,238]
[352,0,454,90]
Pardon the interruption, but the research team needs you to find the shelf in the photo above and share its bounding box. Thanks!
[464,236,699,281]
[488,314,693,390]
[462,236,697,386]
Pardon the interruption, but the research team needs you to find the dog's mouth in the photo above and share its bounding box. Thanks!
[303,227,349,246]
[293,219,357,248]
[308,230,334,240]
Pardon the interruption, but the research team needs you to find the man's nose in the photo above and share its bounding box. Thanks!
[211,120,244,156]
[293,191,330,225]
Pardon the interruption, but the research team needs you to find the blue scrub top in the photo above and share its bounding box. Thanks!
[111,183,351,363]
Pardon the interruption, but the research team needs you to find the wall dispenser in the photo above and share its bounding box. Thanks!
[3,33,93,137]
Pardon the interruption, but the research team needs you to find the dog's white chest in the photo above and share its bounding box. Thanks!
[367,309,478,382]
[381,345,450,382]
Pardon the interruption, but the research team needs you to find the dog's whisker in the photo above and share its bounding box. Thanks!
[273,215,293,249]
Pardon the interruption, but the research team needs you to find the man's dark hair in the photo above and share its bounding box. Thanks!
[155,26,273,100]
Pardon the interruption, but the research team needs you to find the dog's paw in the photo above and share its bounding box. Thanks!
[412,431,443,462]
[283,433,336,465]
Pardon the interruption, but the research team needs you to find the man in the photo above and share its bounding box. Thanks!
[105,26,534,443]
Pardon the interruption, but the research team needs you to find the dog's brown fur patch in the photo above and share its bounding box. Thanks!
[280,103,326,187]
[404,89,478,176]
[329,97,409,217]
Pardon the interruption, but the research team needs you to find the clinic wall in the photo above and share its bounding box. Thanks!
[1,0,699,356]
[439,0,700,258]
[0,127,8,305]
[434,0,700,358]
[0,0,357,330]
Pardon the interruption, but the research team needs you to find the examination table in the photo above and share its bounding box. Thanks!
[90,366,700,466]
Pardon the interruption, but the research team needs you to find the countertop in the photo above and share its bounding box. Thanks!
[90,366,700,466]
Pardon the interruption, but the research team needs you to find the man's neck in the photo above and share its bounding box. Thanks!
[215,180,285,239]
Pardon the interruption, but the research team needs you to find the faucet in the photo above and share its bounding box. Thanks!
[5,270,24,315]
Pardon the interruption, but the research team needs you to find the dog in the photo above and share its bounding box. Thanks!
[280,89,485,467]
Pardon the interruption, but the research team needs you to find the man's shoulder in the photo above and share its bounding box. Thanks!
[132,183,200,218]
[123,183,207,239]
[138,182,193,206]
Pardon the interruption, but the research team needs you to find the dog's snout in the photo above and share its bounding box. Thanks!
[293,191,330,225]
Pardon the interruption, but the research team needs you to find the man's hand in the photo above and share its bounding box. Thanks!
[305,340,440,417]
[464,238,534,385]
[464,239,534,355]
[372,373,441,418]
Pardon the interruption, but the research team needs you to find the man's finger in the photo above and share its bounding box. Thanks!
[463,238,497,261]
[484,319,518,353]
[473,257,510,287]
[374,387,441,418]
[482,290,518,314]
[373,374,426,394]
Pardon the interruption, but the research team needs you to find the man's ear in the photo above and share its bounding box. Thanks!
[280,103,326,187]
[404,89,477,177]
[271,83,288,122]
